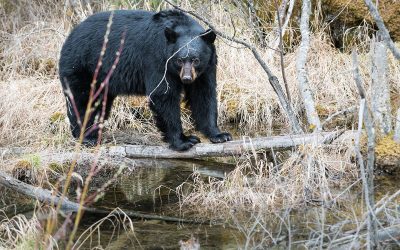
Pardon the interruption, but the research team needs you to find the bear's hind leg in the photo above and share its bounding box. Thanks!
[81,93,115,146]
[62,73,114,146]
[62,74,91,141]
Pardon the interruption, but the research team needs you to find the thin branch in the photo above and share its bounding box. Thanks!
[273,0,291,104]
[147,30,212,103]
[321,106,357,128]
[364,0,400,60]
[281,0,295,38]
[245,0,264,45]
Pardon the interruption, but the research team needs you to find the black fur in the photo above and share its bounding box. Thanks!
[59,9,232,151]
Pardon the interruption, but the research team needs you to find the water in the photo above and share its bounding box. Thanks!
[4,157,400,249]
[75,159,240,249]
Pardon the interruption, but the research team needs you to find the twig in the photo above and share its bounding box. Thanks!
[364,0,400,60]
[147,30,212,103]
[321,106,357,128]
[57,12,130,249]
[281,0,295,40]
[296,0,321,131]
[266,0,295,61]
[246,0,265,45]
[67,20,125,249]
[347,188,400,236]
[301,224,400,248]
[273,0,291,104]
[163,0,303,134]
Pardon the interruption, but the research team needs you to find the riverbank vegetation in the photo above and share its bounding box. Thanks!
[1,0,400,248]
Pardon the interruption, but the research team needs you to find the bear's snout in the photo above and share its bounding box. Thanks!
[179,61,197,84]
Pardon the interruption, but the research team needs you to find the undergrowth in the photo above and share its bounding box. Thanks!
[1,0,400,249]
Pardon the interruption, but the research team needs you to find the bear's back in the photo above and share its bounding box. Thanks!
[59,9,207,95]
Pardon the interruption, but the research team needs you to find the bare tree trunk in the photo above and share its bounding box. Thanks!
[352,49,378,249]
[371,38,391,134]
[296,0,322,131]
[394,108,400,143]
[364,0,400,60]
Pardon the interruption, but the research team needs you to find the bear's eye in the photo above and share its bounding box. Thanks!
[176,58,183,66]
[192,58,200,66]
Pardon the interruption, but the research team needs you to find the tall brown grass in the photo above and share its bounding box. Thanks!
[2,0,399,149]
[1,0,400,248]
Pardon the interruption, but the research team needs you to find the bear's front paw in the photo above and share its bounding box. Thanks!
[183,134,201,144]
[82,137,98,147]
[170,141,195,151]
[209,132,232,143]
[170,134,201,151]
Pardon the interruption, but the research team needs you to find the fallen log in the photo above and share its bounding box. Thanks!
[109,130,344,159]
[0,170,196,223]
[0,170,80,211]
[1,130,344,160]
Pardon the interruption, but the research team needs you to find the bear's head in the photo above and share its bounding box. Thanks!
[164,26,216,84]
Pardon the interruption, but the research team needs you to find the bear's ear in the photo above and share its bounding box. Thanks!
[165,27,177,43]
[201,29,216,44]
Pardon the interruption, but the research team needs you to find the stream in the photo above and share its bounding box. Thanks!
[76,159,240,249]
[2,157,400,249]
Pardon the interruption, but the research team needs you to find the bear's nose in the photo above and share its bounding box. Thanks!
[182,76,192,83]
[180,61,195,84]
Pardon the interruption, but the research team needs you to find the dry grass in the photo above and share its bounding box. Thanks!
[0,211,48,249]
[2,0,399,149]
[178,142,357,218]
[1,0,400,248]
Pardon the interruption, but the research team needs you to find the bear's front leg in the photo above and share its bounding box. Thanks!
[149,94,200,151]
[184,77,232,144]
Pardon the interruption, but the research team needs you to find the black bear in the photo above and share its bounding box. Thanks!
[59,9,232,151]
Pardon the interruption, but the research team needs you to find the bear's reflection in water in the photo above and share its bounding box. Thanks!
[94,159,234,212]
[120,166,169,201]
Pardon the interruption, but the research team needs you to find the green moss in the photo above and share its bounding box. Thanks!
[24,154,41,169]
[48,162,68,173]
[49,112,65,123]
[375,134,400,160]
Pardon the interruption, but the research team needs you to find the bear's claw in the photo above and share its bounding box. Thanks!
[209,132,232,143]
